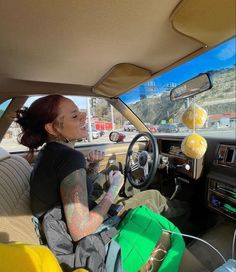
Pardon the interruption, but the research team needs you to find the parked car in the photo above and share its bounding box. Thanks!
[85,127,100,140]
[99,130,105,137]
[91,128,100,139]
[145,123,158,133]
[158,124,179,133]
[123,121,136,131]
[177,123,189,132]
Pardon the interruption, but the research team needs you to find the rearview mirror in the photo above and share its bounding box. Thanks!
[170,73,212,101]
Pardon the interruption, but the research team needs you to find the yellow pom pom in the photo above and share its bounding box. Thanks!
[182,103,207,129]
[181,133,207,159]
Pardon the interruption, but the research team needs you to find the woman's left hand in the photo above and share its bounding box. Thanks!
[87,150,105,163]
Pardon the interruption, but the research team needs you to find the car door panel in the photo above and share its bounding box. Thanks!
[76,141,146,172]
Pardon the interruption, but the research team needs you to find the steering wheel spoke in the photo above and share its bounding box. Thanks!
[143,163,149,178]
[130,161,140,172]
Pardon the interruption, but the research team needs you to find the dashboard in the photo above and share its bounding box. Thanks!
[157,137,236,222]
[158,138,203,180]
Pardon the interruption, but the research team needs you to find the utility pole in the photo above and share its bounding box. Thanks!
[86,97,93,142]
[91,98,96,116]
[111,104,115,130]
[185,97,190,108]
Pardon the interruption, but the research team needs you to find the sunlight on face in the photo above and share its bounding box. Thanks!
[55,97,88,141]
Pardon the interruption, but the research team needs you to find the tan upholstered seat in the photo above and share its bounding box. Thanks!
[0,147,39,244]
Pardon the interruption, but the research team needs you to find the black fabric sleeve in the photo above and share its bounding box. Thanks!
[56,149,86,183]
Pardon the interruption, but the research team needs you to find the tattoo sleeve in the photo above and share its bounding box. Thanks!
[60,169,118,241]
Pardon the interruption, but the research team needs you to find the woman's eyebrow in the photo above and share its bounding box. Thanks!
[70,109,79,114]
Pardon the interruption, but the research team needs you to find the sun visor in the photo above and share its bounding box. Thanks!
[171,0,235,47]
[93,63,152,97]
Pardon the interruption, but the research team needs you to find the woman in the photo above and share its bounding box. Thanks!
[15,94,183,270]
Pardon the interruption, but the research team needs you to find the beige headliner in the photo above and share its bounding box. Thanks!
[0,0,235,98]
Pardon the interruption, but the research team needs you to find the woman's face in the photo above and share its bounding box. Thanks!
[53,98,88,141]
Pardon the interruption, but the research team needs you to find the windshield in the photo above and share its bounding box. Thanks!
[120,38,236,139]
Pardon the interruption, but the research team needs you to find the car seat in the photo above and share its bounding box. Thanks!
[0,146,39,244]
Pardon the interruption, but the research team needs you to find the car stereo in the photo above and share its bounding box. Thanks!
[207,178,236,221]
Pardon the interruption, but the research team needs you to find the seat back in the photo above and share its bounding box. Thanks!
[0,147,39,244]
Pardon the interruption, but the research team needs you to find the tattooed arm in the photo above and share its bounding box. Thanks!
[60,169,124,241]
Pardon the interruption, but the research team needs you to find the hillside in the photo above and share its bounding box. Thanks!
[129,67,236,125]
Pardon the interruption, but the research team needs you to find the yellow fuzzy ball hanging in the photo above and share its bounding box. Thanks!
[182,103,207,129]
[181,133,207,159]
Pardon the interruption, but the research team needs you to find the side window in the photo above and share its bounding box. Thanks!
[0,99,12,118]
[69,96,133,145]
[0,96,134,152]
[0,98,28,152]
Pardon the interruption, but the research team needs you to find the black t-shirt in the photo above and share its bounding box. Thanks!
[30,142,91,218]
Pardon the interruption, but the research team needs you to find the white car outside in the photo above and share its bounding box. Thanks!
[123,121,136,131]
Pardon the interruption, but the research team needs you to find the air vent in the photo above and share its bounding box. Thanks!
[216,144,236,168]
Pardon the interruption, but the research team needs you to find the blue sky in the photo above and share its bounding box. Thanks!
[23,95,88,109]
[0,95,88,111]
[121,37,236,104]
[1,37,235,110]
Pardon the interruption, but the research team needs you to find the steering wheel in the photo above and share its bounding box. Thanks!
[125,131,159,189]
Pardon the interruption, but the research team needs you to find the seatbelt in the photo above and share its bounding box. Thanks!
[32,216,46,245]
[105,239,123,272]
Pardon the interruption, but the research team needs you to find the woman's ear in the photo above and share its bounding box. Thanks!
[44,123,58,136]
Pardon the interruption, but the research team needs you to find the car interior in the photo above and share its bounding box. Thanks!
[0,1,235,271]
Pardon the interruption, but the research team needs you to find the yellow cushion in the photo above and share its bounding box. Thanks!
[182,103,207,129]
[0,243,63,272]
[181,133,207,159]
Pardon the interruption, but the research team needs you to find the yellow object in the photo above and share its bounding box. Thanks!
[182,103,207,129]
[0,243,63,272]
[181,133,207,159]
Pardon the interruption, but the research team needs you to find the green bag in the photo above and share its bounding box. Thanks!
[113,205,185,272]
